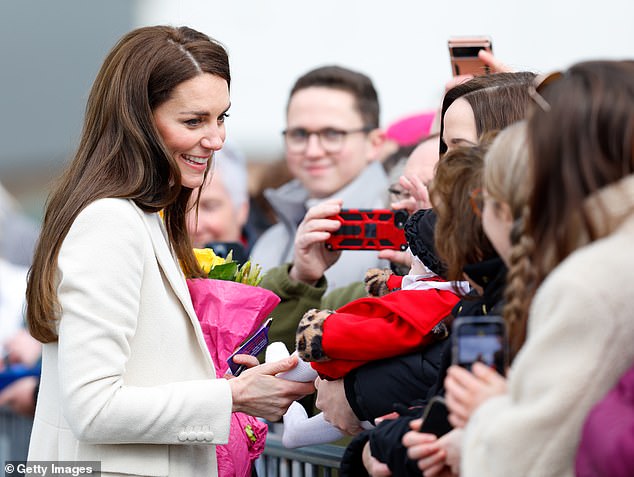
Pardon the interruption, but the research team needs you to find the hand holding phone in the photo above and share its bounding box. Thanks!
[324,209,408,251]
[418,395,453,436]
[451,315,508,376]
[226,318,272,376]
[448,36,493,77]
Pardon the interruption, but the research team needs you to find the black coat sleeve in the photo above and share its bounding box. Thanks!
[339,430,372,477]
[343,340,446,422]
[369,413,424,477]
[362,341,454,477]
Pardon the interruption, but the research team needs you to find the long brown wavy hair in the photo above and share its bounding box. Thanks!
[27,26,231,342]
[512,61,634,345]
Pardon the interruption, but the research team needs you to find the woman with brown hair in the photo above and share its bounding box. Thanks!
[438,71,535,155]
[456,60,634,477]
[442,121,532,428]
[25,25,312,476]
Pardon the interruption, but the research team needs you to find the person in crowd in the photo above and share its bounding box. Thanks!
[355,143,503,477]
[0,185,41,418]
[438,71,534,155]
[272,207,467,449]
[262,70,532,356]
[260,133,440,353]
[576,362,634,477]
[0,257,40,418]
[312,71,536,476]
[380,110,437,179]
[0,330,41,417]
[246,158,294,243]
[25,25,313,476]
[450,60,634,477]
[403,120,531,476]
[250,65,390,292]
[0,182,40,267]
[187,141,253,263]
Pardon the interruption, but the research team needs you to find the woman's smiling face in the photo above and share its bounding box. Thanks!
[153,73,230,189]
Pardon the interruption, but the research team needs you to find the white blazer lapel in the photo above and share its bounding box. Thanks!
[130,202,214,370]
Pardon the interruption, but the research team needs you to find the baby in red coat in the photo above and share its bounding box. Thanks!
[274,209,469,448]
[296,208,468,380]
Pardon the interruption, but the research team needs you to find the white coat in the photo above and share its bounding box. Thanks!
[462,174,634,477]
[28,198,232,476]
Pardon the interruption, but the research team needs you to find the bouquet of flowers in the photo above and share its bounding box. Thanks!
[188,248,279,477]
[194,248,263,286]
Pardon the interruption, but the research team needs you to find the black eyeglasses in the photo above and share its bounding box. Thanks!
[528,71,563,112]
[282,127,372,153]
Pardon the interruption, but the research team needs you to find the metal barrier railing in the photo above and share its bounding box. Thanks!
[0,406,33,464]
[0,409,345,477]
[257,432,344,477]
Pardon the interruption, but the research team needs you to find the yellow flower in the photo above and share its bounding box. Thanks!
[193,248,226,274]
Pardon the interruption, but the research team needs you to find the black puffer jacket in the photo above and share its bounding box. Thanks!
[340,256,507,477]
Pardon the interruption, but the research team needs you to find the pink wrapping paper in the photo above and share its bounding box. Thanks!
[187,278,280,477]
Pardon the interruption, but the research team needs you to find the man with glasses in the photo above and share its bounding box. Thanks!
[250,65,389,292]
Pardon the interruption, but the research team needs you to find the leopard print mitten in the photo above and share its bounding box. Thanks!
[296,308,334,362]
[364,268,393,297]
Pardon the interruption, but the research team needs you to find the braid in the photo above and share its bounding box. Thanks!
[502,207,537,361]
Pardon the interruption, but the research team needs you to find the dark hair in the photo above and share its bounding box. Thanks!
[27,25,231,342]
[288,65,379,128]
[439,72,536,154]
[526,60,634,289]
[429,143,496,283]
[506,61,634,350]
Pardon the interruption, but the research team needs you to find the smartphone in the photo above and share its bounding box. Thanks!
[418,395,452,437]
[226,318,272,376]
[324,209,408,251]
[451,315,508,375]
[448,36,493,77]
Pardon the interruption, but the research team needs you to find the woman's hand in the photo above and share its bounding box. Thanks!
[402,420,447,476]
[444,363,507,428]
[442,51,512,97]
[402,420,461,477]
[289,199,343,285]
[223,354,260,379]
[314,377,363,435]
[393,174,432,214]
[438,429,463,476]
[478,49,514,73]
[378,172,431,267]
[229,354,314,421]
[362,441,392,476]
[377,248,412,268]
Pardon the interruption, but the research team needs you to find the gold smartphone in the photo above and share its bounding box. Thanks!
[448,36,493,76]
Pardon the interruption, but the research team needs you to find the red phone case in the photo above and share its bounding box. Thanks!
[325,209,408,251]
